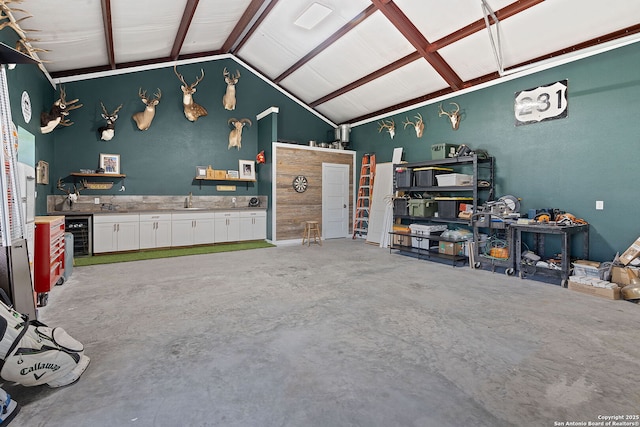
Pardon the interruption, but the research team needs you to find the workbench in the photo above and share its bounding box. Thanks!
[512,223,589,286]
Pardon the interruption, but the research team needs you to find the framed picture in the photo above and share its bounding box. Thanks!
[239,160,255,180]
[227,170,239,179]
[36,160,49,184]
[196,166,207,178]
[100,153,120,174]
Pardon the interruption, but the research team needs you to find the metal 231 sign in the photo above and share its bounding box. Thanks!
[514,80,568,126]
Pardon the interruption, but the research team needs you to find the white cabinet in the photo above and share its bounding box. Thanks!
[139,213,172,249]
[214,211,240,243]
[239,210,266,241]
[93,214,140,253]
[171,212,214,246]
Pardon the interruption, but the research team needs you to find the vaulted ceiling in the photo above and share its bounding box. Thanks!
[7,0,640,125]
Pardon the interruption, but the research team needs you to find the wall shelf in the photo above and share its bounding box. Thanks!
[194,177,255,182]
[71,173,126,178]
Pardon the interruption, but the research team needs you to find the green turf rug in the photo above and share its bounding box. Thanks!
[74,241,275,266]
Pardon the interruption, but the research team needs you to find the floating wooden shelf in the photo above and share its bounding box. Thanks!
[194,177,255,182]
[71,173,126,178]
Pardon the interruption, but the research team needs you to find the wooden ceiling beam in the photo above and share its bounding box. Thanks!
[429,0,544,51]
[100,0,115,70]
[275,4,377,84]
[170,0,200,60]
[222,0,278,54]
[370,0,464,90]
[309,52,421,107]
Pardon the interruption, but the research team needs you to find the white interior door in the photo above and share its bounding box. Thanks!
[322,163,349,239]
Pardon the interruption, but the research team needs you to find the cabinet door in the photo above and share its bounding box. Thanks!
[93,222,117,253]
[139,221,157,249]
[193,217,215,245]
[214,217,228,243]
[171,219,194,246]
[226,215,240,242]
[116,221,139,251]
[239,216,254,241]
[155,220,172,247]
[252,214,267,240]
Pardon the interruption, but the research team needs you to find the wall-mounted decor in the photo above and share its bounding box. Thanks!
[227,170,239,179]
[36,160,48,184]
[293,175,308,193]
[514,80,568,126]
[239,160,255,180]
[100,153,120,174]
[196,166,207,178]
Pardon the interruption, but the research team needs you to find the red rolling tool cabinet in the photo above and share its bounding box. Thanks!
[34,216,65,307]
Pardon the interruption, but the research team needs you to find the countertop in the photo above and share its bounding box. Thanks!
[52,207,266,216]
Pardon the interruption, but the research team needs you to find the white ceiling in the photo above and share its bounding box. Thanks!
[6,0,640,125]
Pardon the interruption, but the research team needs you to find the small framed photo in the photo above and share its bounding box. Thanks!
[100,153,120,174]
[227,170,239,179]
[239,160,255,180]
[196,166,207,178]
[36,160,49,184]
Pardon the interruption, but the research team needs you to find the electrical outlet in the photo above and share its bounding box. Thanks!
[596,200,604,210]
[94,197,100,204]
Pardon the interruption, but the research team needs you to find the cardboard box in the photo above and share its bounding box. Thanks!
[619,236,640,265]
[392,225,411,246]
[438,241,465,256]
[568,280,621,300]
[611,266,640,286]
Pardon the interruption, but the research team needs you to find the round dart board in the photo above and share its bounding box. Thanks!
[293,175,308,193]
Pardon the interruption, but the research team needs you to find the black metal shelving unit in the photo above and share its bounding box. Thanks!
[390,154,495,265]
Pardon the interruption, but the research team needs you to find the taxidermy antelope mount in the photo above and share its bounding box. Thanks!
[377,119,396,139]
[97,102,123,141]
[174,65,207,122]
[57,178,85,209]
[227,118,252,150]
[40,86,83,134]
[438,102,461,130]
[132,88,161,131]
[403,113,425,138]
[222,68,241,110]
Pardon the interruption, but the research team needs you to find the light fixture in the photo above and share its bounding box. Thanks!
[294,2,332,30]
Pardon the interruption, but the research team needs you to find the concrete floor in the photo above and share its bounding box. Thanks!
[5,239,639,427]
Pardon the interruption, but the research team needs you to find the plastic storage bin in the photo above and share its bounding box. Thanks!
[409,224,447,250]
[431,143,460,160]
[436,173,473,186]
[434,197,473,219]
[413,167,453,186]
[395,167,412,188]
[394,198,410,216]
[408,199,438,217]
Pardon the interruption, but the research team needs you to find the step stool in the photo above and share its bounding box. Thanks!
[302,221,322,246]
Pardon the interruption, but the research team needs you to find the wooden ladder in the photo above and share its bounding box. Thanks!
[353,153,376,239]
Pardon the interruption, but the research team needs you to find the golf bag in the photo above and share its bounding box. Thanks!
[0,300,90,388]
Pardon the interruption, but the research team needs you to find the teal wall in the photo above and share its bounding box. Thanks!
[350,42,640,262]
[46,59,331,198]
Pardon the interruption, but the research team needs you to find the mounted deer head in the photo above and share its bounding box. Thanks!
[40,86,83,134]
[222,68,241,110]
[57,178,85,208]
[377,119,396,139]
[438,102,461,130]
[403,113,425,138]
[174,65,207,122]
[132,88,161,131]
[227,118,252,150]
[98,102,123,141]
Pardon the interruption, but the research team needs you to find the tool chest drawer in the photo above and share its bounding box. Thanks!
[34,216,66,296]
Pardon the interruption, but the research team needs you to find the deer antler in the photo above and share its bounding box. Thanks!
[377,119,396,139]
[57,178,71,194]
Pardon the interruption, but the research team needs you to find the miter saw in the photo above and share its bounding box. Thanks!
[483,195,521,218]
